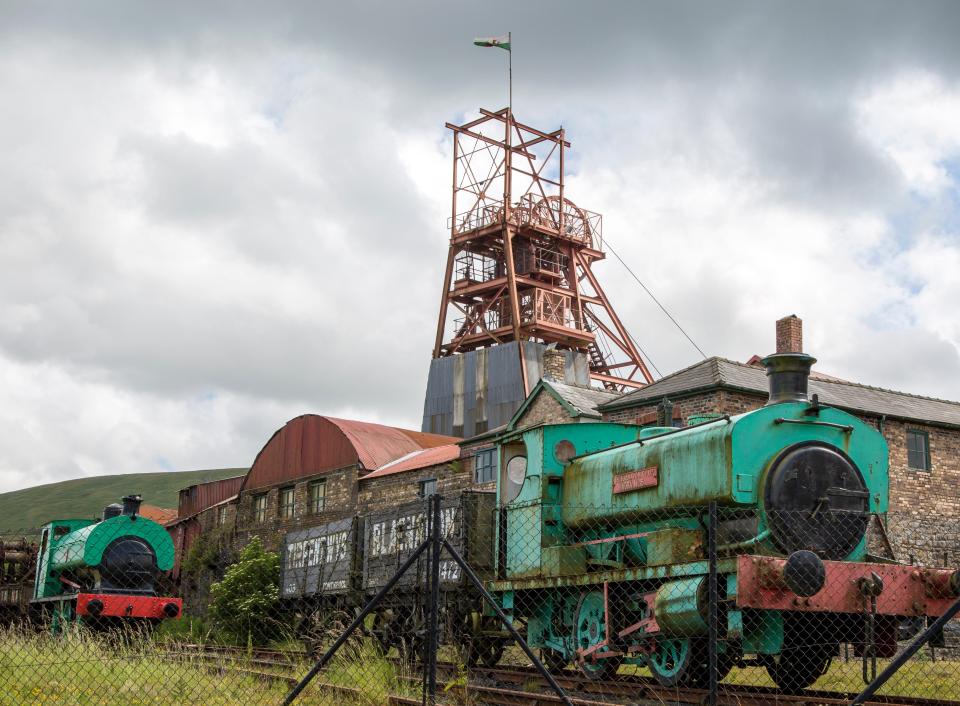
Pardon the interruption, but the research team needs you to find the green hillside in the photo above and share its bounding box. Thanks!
[0,468,247,533]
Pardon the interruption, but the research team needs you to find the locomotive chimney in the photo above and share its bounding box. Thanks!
[764,315,815,405]
[121,494,142,517]
[762,352,816,405]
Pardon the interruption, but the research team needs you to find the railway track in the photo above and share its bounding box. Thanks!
[161,644,960,706]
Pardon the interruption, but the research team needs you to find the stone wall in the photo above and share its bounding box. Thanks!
[358,459,474,512]
[233,466,358,551]
[515,389,572,428]
[602,388,960,568]
[882,418,960,567]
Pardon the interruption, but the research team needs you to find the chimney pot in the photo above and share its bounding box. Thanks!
[776,315,803,354]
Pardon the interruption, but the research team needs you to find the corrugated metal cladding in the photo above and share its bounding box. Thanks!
[177,475,245,518]
[421,341,589,437]
[242,415,457,491]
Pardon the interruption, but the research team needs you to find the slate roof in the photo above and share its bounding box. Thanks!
[600,357,960,428]
[544,379,623,418]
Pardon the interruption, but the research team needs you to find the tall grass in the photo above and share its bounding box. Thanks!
[0,622,413,705]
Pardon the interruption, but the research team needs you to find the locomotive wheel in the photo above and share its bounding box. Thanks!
[767,614,834,692]
[647,637,731,687]
[573,590,621,680]
[766,646,832,692]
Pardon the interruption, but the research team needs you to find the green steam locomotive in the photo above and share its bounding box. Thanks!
[488,352,960,689]
[31,495,181,632]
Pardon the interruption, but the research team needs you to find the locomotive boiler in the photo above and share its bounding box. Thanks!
[489,352,960,690]
[32,494,182,631]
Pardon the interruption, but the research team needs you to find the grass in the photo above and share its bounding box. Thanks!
[721,654,960,699]
[614,649,960,700]
[0,624,416,705]
[0,468,245,534]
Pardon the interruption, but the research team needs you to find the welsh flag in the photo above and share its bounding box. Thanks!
[474,35,510,51]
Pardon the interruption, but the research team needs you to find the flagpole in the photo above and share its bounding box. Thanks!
[508,31,512,120]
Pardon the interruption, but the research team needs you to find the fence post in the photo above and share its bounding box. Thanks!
[424,494,442,705]
[707,500,718,706]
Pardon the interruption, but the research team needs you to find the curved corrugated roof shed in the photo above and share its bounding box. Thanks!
[241,414,456,491]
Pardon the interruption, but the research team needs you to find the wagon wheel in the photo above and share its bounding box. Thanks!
[300,607,352,657]
[647,637,731,688]
[454,610,504,667]
[368,609,400,655]
[573,590,621,680]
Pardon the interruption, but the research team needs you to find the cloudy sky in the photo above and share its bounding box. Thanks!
[1,1,959,494]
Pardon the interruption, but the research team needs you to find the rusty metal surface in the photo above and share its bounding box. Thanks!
[737,554,960,616]
[242,414,457,491]
[360,444,461,480]
[176,475,244,518]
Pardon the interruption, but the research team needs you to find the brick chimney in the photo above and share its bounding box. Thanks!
[542,347,567,381]
[776,315,803,353]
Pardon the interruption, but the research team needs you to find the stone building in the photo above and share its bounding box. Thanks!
[599,316,960,567]
[231,414,457,551]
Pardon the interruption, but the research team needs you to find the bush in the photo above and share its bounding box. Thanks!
[208,536,290,645]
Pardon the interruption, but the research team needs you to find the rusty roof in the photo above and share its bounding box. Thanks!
[323,416,454,470]
[241,414,458,491]
[139,504,178,525]
[360,444,462,481]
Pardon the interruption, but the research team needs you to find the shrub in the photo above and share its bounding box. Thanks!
[208,536,290,645]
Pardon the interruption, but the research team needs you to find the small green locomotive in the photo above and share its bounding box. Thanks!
[32,495,181,632]
[488,352,960,689]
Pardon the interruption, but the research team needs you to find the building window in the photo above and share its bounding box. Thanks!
[217,505,229,527]
[906,429,931,471]
[278,486,296,519]
[474,449,496,484]
[253,494,268,523]
[308,479,327,514]
[419,478,437,498]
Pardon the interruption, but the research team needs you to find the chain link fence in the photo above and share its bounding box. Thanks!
[2,493,959,705]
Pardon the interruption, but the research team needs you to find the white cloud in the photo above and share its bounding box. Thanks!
[857,71,960,196]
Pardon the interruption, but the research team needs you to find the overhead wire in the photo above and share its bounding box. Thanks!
[603,236,709,364]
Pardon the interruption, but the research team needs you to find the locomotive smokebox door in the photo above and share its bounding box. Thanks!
[764,441,869,560]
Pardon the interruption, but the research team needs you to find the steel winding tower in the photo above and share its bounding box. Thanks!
[433,108,652,393]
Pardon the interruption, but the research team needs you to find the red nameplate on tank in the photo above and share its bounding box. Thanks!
[613,466,658,493]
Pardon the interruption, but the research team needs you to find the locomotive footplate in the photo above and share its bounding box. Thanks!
[737,555,960,616]
[74,592,182,619]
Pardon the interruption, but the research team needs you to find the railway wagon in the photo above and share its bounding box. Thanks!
[488,352,960,690]
[0,538,37,622]
[280,492,498,660]
[362,490,499,661]
[280,517,363,646]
